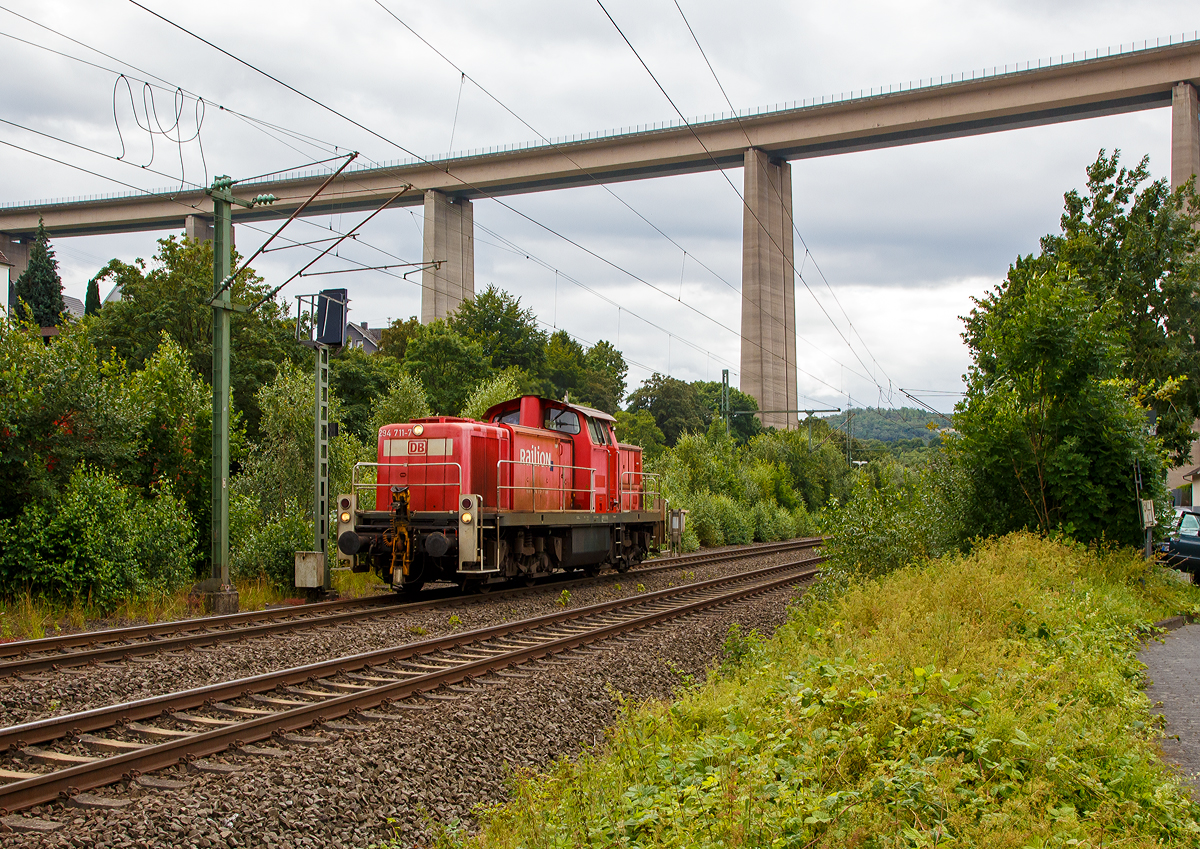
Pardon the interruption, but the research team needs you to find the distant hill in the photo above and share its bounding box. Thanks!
[820,406,948,443]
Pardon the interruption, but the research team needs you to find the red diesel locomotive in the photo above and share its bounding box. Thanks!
[334,395,665,593]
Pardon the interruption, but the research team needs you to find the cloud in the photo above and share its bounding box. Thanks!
[2,0,1193,412]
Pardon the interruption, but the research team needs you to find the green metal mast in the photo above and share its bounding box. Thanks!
[208,177,236,606]
[203,176,274,612]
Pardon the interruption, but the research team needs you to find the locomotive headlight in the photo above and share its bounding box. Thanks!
[339,511,351,524]
[460,511,472,524]
[412,424,424,436]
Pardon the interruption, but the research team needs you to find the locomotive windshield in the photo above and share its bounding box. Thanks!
[493,409,521,425]
[544,408,580,434]
[586,417,609,445]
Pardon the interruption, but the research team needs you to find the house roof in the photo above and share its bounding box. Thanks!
[1183,466,1200,481]
[62,295,85,318]
[0,249,11,267]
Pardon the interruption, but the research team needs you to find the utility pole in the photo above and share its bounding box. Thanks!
[721,369,730,435]
[202,175,274,614]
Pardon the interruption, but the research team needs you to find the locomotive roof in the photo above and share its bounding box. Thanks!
[483,395,616,424]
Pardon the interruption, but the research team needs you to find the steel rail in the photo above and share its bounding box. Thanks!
[0,556,821,750]
[0,558,819,813]
[0,539,821,675]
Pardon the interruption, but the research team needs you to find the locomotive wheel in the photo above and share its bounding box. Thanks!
[583,563,601,577]
[615,556,632,573]
[523,576,538,588]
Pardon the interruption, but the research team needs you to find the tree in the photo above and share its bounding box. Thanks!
[330,347,401,440]
[998,150,1200,464]
[402,320,491,415]
[694,381,762,443]
[578,340,627,413]
[450,285,547,375]
[954,261,1165,546]
[614,409,666,459]
[626,373,708,446]
[89,234,306,438]
[461,369,523,421]
[0,315,144,519]
[544,330,585,400]
[84,275,101,316]
[369,373,432,435]
[378,316,420,361]
[13,219,65,328]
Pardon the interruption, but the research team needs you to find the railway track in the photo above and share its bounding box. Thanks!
[0,538,821,678]
[0,555,822,814]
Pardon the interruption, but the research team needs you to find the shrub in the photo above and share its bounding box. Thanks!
[750,500,779,542]
[0,465,196,610]
[230,502,312,589]
[712,494,752,546]
[685,492,723,548]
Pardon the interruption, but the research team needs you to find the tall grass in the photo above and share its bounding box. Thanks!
[0,568,387,643]
[438,533,1200,848]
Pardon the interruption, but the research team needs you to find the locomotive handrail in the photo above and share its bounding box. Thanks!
[352,460,463,510]
[619,470,664,512]
[496,459,596,512]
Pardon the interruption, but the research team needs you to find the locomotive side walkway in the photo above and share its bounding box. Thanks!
[1142,621,1200,796]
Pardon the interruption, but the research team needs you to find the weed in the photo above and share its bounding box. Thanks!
[614,583,621,591]
[557,589,571,608]
[450,533,1200,848]
[448,613,462,628]
[717,622,761,678]
[407,625,428,636]
[635,583,646,593]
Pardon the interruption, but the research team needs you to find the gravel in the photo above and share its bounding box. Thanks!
[0,549,815,727]
[1,576,805,848]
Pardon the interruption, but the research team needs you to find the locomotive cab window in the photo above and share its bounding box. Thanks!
[586,417,608,445]
[544,408,580,434]
[493,409,521,425]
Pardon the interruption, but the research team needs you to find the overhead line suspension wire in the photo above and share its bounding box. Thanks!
[671,0,897,401]
[596,0,882,403]
[245,182,414,312]
[472,219,741,375]
[370,0,854,388]
[126,1,807,395]
[7,1,840,395]
[370,0,742,303]
[11,0,823,397]
[0,117,204,190]
[0,122,717,382]
[371,0,878,394]
[0,8,358,169]
[213,151,360,301]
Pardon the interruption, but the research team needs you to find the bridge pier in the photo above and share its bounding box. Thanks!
[185,214,214,244]
[420,190,474,323]
[740,149,798,430]
[1173,82,1200,192]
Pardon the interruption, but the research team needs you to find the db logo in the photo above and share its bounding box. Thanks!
[409,440,427,454]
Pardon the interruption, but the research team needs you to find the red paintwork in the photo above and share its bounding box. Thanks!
[375,397,643,514]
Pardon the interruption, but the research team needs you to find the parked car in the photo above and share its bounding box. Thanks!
[1159,510,1200,574]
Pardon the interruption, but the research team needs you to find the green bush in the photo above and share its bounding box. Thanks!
[712,494,752,546]
[0,465,196,610]
[230,502,312,589]
[824,454,971,578]
[750,500,780,542]
[685,493,723,548]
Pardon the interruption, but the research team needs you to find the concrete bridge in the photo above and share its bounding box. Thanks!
[3,39,1200,428]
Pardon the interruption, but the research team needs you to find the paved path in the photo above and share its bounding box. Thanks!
[1142,622,1200,795]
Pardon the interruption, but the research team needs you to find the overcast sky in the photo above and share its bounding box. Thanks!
[1,0,1195,413]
